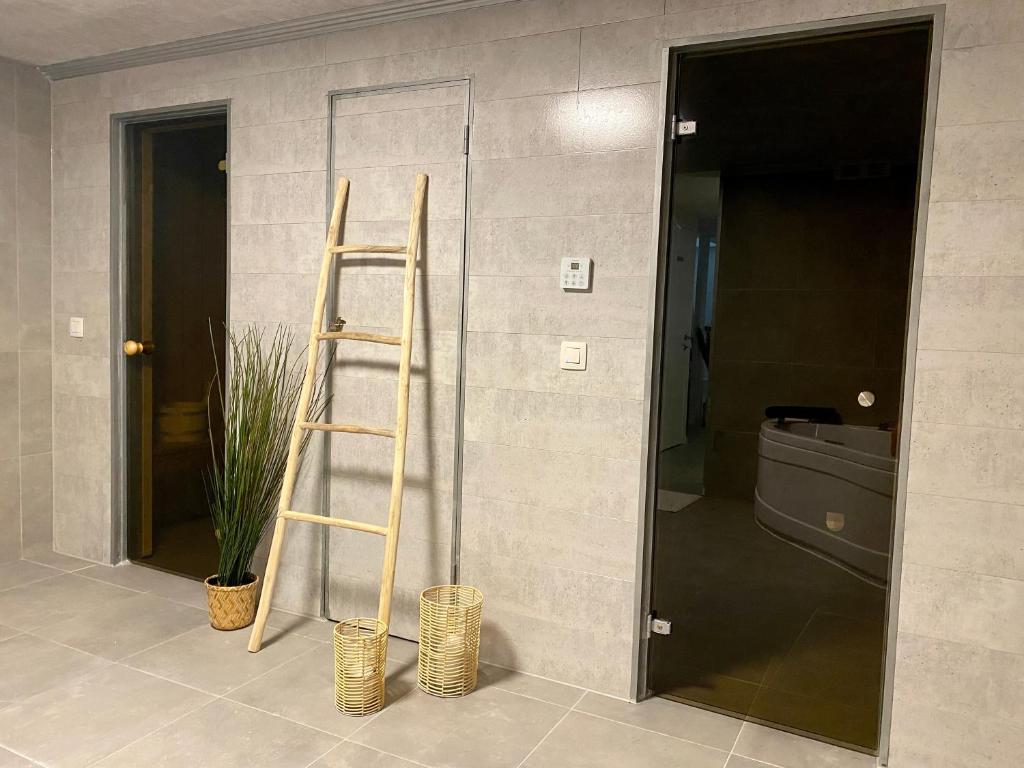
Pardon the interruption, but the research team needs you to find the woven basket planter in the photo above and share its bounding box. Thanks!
[204,573,259,630]
[418,585,483,697]
[334,618,388,716]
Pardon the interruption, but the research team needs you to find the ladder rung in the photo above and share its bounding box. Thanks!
[299,422,395,438]
[317,331,401,345]
[280,510,388,535]
[330,244,406,254]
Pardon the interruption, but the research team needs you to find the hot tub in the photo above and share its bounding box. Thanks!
[753,420,895,584]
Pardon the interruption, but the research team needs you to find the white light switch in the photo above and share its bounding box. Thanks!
[560,341,587,371]
[69,316,84,338]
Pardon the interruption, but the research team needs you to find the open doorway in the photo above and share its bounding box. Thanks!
[648,24,932,753]
[122,112,228,580]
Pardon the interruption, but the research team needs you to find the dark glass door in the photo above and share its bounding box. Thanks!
[125,115,228,579]
[649,26,931,752]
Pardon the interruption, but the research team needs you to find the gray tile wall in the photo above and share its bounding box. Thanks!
[44,1,1024,763]
[0,57,52,563]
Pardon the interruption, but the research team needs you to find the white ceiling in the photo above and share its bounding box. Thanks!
[0,0,386,65]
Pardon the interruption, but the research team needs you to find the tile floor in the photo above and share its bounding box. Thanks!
[0,556,875,768]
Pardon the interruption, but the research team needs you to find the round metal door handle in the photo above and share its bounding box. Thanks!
[857,390,876,407]
[123,339,154,356]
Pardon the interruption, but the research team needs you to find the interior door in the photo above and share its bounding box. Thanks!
[647,28,930,752]
[125,115,228,579]
[325,81,470,639]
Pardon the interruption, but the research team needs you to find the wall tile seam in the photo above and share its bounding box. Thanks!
[221,219,323,227]
[49,351,112,362]
[231,169,329,181]
[922,271,1024,279]
[228,168,327,179]
[935,117,1024,131]
[466,270,651,278]
[8,236,52,251]
[13,64,25,559]
[322,16,663,69]
[464,383,645,404]
[473,78,662,105]
[51,63,310,108]
[460,440,642,463]
[16,448,54,460]
[901,558,1024,585]
[935,117,1024,130]
[941,37,1024,56]
[914,346,1024,357]
[461,495,638,524]
[52,229,111,240]
[461,543,636,586]
[902,563,1024,592]
[232,269,462,277]
[907,489,1024,510]
[466,505,638,528]
[894,626,1024,663]
[461,489,641,521]
[51,77,659,141]
[470,143,660,162]
[461,328,650,342]
[909,417,1024,433]
[895,628,1024,659]
[931,196,1024,205]
[52,184,110,193]
[336,150,657,172]
[54,23,587,108]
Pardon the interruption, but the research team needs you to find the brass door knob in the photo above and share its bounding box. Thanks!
[123,339,154,356]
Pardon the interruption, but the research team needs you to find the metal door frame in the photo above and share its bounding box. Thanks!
[109,100,232,566]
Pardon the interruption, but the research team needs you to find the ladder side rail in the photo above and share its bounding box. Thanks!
[248,176,351,653]
[377,173,428,628]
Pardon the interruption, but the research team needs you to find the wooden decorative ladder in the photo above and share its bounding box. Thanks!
[248,173,428,653]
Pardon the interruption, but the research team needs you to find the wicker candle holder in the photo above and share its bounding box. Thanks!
[334,618,388,716]
[418,585,483,697]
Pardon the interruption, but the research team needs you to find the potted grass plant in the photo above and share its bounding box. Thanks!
[203,325,328,630]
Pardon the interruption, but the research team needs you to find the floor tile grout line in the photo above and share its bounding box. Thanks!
[118,623,213,664]
[301,741,346,768]
[20,632,116,663]
[118,661,237,698]
[22,556,96,572]
[18,607,208,663]
[726,722,744,761]
[80,696,216,767]
[483,685,580,709]
[118,632,325,700]
[513,689,587,768]
[218,641,328,698]
[565,707,735,756]
[343,741,434,768]
[73,570,155,595]
[223,696,345,739]
[0,571,66,594]
[0,743,39,766]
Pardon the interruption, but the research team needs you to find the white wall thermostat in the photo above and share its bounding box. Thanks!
[560,257,592,291]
